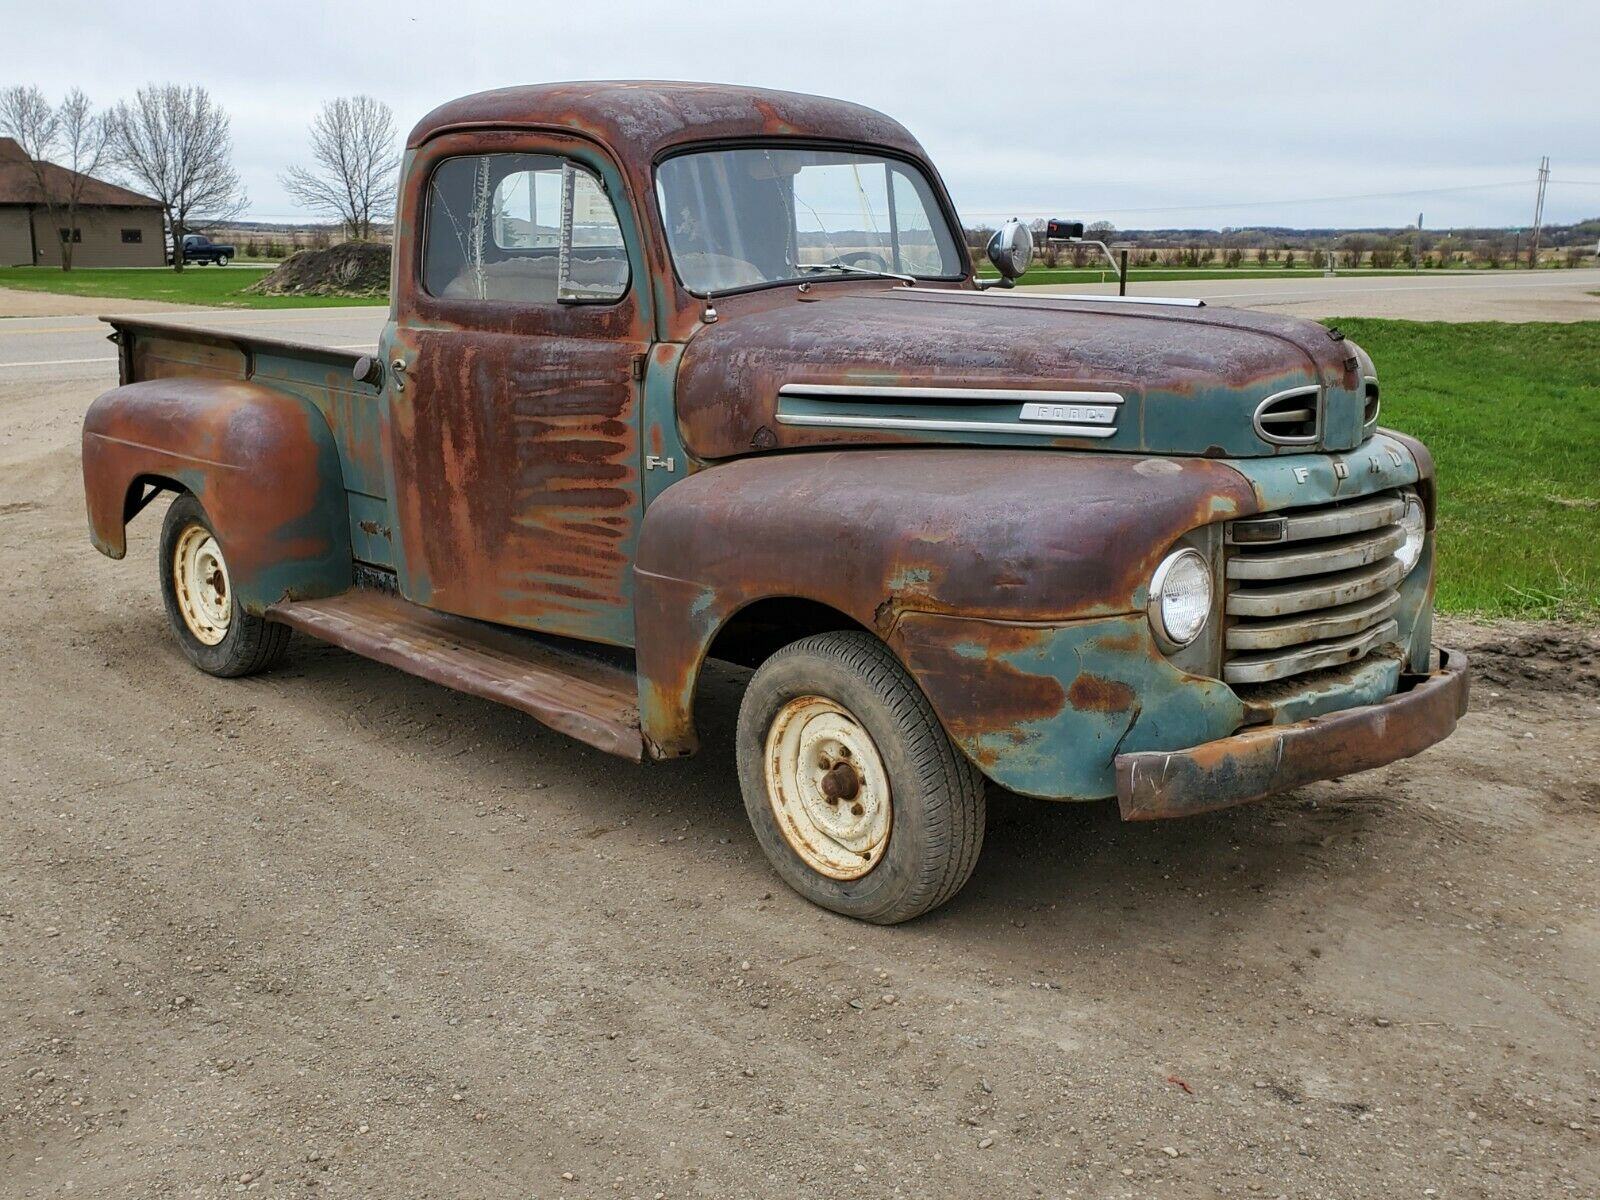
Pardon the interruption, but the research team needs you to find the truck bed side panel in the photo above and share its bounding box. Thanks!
[105,318,393,570]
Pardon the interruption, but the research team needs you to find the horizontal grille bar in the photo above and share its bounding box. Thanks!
[1226,591,1402,652]
[1228,493,1405,546]
[1223,619,1400,685]
[1227,524,1407,580]
[1226,557,1404,619]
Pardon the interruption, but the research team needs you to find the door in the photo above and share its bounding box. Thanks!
[383,134,653,648]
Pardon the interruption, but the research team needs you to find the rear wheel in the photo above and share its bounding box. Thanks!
[159,493,290,677]
[736,631,986,924]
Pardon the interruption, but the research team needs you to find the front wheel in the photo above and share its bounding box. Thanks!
[736,631,986,924]
[159,493,290,677]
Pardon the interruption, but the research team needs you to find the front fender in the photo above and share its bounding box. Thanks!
[83,377,351,613]
[632,447,1256,757]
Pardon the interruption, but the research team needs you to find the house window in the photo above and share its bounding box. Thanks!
[59,228,82,243]
[121,228,143,244]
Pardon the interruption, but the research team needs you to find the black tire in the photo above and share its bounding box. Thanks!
[736,631,986,924]
[217,255,230,266]
[159,493,290,678]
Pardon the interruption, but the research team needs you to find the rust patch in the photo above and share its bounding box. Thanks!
[1067,674,1136,712]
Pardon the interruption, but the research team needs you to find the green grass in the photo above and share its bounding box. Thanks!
[1333,318,1600,619]
[0,266,387,309]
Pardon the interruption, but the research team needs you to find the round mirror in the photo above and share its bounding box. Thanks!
[986,218,1034,280]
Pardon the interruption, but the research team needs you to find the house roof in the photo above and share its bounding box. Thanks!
[0,138,162,208]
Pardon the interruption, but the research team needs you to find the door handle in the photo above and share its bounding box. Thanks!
[390,355,411,392]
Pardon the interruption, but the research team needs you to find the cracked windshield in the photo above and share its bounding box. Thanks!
[656,147,963,293]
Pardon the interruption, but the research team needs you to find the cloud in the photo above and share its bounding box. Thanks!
[9,0,1598,228]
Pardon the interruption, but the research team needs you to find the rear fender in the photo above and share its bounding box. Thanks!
[83,377,352,613]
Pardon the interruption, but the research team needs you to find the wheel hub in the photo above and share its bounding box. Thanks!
[172,523,232,646]
[764,696,890,880]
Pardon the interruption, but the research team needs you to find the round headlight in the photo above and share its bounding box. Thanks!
[1148,548,1213,650]
[1396,493,1426,575]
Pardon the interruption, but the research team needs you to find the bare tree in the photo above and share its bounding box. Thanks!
[279,96,399,241]
[107,85,247,272]
[0,86,111,271]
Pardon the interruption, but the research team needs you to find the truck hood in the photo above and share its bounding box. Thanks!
[674,287,1376,461]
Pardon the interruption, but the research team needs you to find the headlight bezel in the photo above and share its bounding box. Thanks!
[1147,546,1214,652]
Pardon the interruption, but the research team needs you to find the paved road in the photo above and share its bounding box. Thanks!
[1025,267,1600,322]
[0,306,387,388]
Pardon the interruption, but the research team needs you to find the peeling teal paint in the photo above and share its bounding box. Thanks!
[897,612,1246,801]
[1223,431,1419,511]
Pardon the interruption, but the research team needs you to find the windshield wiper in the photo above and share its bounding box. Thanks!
[796,260,918,285]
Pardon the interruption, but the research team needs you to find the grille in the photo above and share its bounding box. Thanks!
[1223,490,1407,686]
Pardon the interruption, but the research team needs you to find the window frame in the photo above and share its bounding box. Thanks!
[651,138,969,299]
[419,150,633,309]
[120,227,143,244]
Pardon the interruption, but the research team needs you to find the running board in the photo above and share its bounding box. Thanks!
[266,590,644,760]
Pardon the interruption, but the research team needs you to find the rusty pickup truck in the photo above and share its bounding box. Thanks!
[82,82,1468,923]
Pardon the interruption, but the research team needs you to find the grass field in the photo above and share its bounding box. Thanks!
[1339,318,1600,619]
[0,266,388,309]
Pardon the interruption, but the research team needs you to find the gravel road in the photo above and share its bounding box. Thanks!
[2,334,1597,1198]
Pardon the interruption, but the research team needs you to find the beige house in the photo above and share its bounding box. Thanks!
[0,137,165,267]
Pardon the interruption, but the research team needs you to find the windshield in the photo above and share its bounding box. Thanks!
[656,146,963,294]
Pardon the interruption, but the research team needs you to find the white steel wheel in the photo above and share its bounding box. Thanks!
[763,695,892,880]
[158,494,291,678]
[171,523,232,645]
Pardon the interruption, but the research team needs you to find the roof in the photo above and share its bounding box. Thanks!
[0,138,162,208]
[407,81,928,163]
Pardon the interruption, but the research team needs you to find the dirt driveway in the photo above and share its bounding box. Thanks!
[2,376,1597,1199]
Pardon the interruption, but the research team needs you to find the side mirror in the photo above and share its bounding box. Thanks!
[984,218,1034,286]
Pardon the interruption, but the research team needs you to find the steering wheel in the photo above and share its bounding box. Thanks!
[837,250,891,272]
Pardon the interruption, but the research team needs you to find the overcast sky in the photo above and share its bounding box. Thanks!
[9,0,1598,230]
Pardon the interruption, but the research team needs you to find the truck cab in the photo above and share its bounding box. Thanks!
[82,82,1467,923]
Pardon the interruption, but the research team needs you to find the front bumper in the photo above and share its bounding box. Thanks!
[1114,648,1468,820]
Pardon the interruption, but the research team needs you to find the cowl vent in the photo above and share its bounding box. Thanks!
[1254,385,1321,445]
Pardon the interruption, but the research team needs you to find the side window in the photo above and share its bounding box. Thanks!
[422,152,629,304]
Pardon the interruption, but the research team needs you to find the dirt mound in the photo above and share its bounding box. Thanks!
[246,240,390,297]
[1465,626,1600,696]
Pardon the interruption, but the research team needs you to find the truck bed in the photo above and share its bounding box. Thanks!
[106,315,392,566]
[107,316,367,386]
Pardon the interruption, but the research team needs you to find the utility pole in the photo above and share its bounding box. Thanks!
[1416,212,1423,271]
[1529,156,1550,268]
